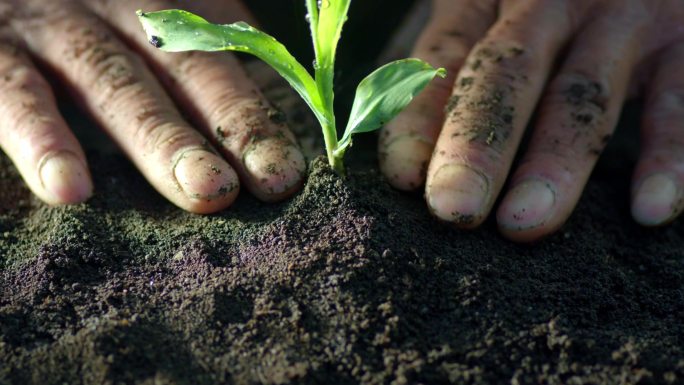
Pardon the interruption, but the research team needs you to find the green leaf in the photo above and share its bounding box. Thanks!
[136,9,326,125]
[313,0,350,70]
[336,59,446,155]
[306,0,351,113]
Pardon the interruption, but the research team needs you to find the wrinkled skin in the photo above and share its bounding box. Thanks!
[0,0,306,213]
[380,0,684,242]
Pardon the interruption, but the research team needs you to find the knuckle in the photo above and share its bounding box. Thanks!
[172,51,236,85]
[0,67,57,138]
[465,39,540,80]
[52,15,148,109]
[90,51,141,100]
[80,45,150,111]
[418,32,471,72]
[16,120,67,160]
[137,122,199,159]
[132,105,197,156]
[0,64,47,94]
[541,72,614,158]
[548,72,611,114]
[213,97,293,151]
[0,100,67,161]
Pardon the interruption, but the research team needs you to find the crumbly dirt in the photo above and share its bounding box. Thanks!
[2,111,684,384]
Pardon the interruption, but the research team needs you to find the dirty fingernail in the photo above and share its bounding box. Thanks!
[427,164,489,226]
[632,173,679,226]
[173,149,239,200]
[498,179,556,230]
[39,150,93,204]
[381,134,433,191]
[243,138,306,200]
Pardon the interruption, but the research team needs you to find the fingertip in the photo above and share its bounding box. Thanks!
[243,137,306,202]
[380,134,433,191]
[426,163,489,228]
[631,173,680,227]
[38,150,93,205]
[496,179,558,242]
[173,148,240,214]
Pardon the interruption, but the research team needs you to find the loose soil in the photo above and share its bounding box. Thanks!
[1,107,684,384]
[2,1,684,384]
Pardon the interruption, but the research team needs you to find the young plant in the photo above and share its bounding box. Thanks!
[137,1,445,175]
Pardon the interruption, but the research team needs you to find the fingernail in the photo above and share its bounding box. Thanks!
[498,179,556,230]
[243,138,306,199]
[632,173,679,226]
[173,149,239,200]
[381,134,433,191]
[427,164,489,226]
[39,150,93,204]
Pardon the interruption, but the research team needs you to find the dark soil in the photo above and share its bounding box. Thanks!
[2,1,684,384]
[2,107,684,384]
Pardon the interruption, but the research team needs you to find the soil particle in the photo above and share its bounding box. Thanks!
[209,165,222,175]
[215,126,226,140]
[267,108,287,125]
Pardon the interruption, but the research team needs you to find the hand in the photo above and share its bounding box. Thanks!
[380,0,684,241]
[0,0,306,213]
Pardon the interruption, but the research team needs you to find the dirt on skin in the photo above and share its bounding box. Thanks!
[1,105,684,384]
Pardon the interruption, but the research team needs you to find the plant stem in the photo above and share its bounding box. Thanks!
[307,0,343,175]
[321,120,344,174]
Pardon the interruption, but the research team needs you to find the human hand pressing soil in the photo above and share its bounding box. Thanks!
[0,0,306,213]
[380,0,684,242]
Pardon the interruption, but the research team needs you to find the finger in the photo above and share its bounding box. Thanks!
[14,2,240,213]
[425,1,574,228]
[379,0,496,190]
[178,1,257,24]
[242,60,322,160]
[496,10,648,241]
[0,33,92,205]
[377,0,430,63]
[86,0,306,202]
[631,42,684,226]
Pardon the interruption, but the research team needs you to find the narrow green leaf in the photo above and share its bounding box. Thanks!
[136,9,326,125]
[307,0,351,115]
[336,59,446,155]
[315,0,350,70]
[305,0,320,59]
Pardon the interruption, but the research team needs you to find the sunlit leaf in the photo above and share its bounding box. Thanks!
[336,59,446,155]
[305,0,350,119]
[137,9,326,124]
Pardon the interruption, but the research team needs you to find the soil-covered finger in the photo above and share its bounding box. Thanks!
[0,31,92,205]
[13,2,240,213]
[87,0,306,202]
[497,10,648,241]
[242,60,322,160]
[378,0,496,190]
[425,1,573,228]
[632,42,684,226]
